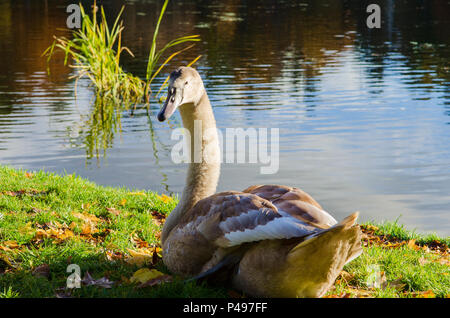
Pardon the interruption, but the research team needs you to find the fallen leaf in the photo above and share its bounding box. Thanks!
[2,241,19,249]
[106,250,124,261]
[82,271,114,288]
[157,194,172,204]
[34,227,74,242]
[0,253,13,268]
[130,268,165,284]
[338,270,354,283]
[72,212,102,224]
[32,264,50,278]
[418,257,430,265]
[410,290,435,298]
[126,248,153,266]
[151,211,166,226]
[106,207,121,216]
[131,235,149,248]
[364,225,379,232]
[81,222,98,235]
[55,288,72,298]
[24,172,34,179]
[407,239,421,251]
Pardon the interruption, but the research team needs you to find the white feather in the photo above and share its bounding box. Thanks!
[221,210,318,246]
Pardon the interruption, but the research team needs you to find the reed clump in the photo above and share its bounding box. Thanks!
[43,0,200,107]
[43,0,200,159]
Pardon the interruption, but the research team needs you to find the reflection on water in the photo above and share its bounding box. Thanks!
[0,0,449,235]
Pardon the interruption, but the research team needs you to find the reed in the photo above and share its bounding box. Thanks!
[43,0,200,106]
[43,0,200,159]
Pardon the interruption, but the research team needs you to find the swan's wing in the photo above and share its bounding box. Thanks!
[185,191,322,248]
[242,184,322,208]
[243,184,338,229]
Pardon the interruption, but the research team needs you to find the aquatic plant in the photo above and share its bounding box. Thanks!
[43,3,143,107]
[43,0,200,106]
[43,0,200,161]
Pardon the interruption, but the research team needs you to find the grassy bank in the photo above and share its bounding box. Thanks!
[0,166,448,298]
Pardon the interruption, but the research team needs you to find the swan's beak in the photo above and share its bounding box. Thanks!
[158,88,181,122]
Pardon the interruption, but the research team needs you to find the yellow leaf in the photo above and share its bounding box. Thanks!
[130,268,165,284]
[81,223,98,235]
[407,239,420,251]
[119,199,127,206]
[25,172,34,179]
[35,229,50,239]
[0,253,12,267]
[413,290,435,298]
[18,222,34,235]
[57,229,74,240]
[3,241,19,249]
[126,248,152,266]
[72,212,102,224]
[129,192,146,196]
[157,194,172,204]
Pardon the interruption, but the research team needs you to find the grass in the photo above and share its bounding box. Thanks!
[0,165,448,298]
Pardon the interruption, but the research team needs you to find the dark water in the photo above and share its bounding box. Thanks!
[0,0,449,235]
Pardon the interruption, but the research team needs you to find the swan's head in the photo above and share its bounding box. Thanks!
[157,66,205,122]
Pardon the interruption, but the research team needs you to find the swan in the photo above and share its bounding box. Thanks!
[157,66,362,297]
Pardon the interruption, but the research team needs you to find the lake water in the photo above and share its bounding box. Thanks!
[0,0,449,236]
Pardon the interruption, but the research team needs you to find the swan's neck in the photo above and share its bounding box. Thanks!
[162,91,220,243]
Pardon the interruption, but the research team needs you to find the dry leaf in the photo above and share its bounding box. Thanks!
[130,268,165,284]
[82,271,114,288]
[129,192,146,196]
[34,227,74,242]
[0,253,12,268]
[410,290,435,298]
[32,263,50,278]
[157,194,172,204]
[2,241,19,249]
[126,248,153,266]
[25,172,34,178]
[407,239,421,251]
[106,207,121,216]
[138,275,172,288]
[338,270,354,283]
[131,235,149,248]
[72,212,102,224]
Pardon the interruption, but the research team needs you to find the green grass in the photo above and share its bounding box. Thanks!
[0,165,448,298]
[362,219,450,247]
[0,165,226,298]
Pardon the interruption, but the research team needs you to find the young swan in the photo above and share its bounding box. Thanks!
[158,66,363,297]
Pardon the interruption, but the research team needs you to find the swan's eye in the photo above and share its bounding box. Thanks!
[171,96,175,102]
[185,81,188,85]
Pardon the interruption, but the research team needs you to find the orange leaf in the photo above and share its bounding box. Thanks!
[407,239,420,251]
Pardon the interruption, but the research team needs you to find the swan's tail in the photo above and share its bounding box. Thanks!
[284,211,363,297]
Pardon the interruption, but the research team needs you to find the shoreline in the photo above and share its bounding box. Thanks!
[0,165,448,298]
